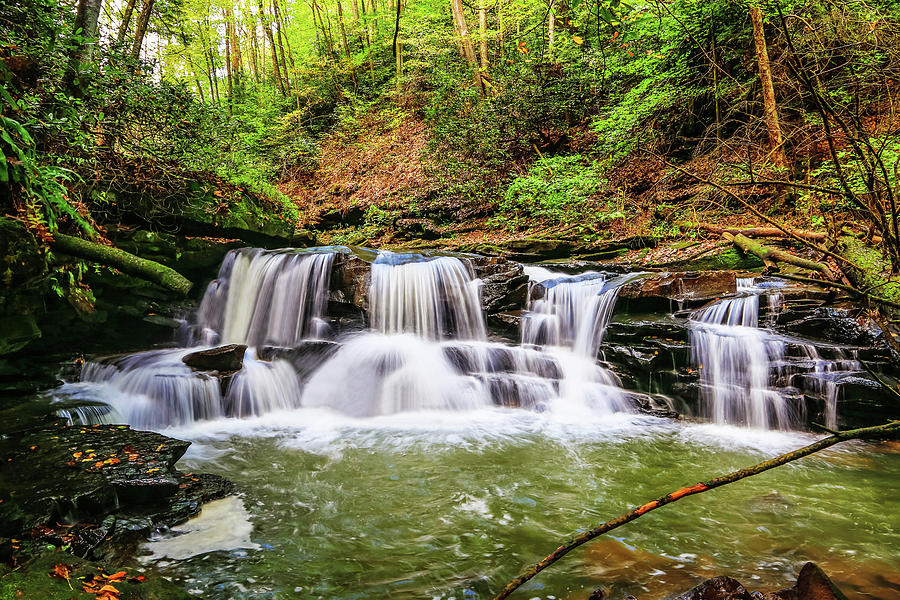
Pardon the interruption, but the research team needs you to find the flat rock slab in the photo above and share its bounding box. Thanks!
[619,271,737,302]
[0,422,234,561]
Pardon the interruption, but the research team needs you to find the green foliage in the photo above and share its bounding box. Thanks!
[493,154,604,229]
[0,115,94,237]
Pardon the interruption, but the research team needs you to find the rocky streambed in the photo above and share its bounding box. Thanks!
[1,243,898,599]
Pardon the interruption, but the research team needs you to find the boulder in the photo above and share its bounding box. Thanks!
[0,423,234,560]
[330,251,372,310]
[795,562,847,600]
[182,344,246,372]
[467,255,529,314]
[676,576,754,600]
[619,271,737,303]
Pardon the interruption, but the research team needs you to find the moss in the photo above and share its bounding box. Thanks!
[668,247,764,271]
[0,551,192,600]
[839,236,900,312]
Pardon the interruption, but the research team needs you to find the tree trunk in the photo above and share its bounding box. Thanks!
[449,0,482,94]
[750,5,786,167]
[116,0,137,44]
[258,0,285,94]
[51,234,193,296]
[548,9,555,55]
[273,0,292,92]
[350,0,359,21]
[724,233,836,279]
[65,0,103,97]
[478,0,488,71]
[339,1,353,60]
[130,0,156,60]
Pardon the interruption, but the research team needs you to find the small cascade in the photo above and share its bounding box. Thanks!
[300,334,489,416]
[192,249,334,347]
[521,270,632,357]
[369,253,486,340]
[224,349,304,418]
[789,345,862,430]
[690,278,794,429]
[81,350,225,429]
[79,349,303,428]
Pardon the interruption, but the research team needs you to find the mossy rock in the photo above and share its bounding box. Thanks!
[667,247,764,271]
[183,185,295,244]
[0,551,192,600]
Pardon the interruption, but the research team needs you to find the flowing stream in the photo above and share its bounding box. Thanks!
[48,248,900,599]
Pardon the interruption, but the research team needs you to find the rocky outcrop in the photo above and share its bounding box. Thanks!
[619,271,737,303]
[467,255,529,314]
[0,422,234,562]
[182,344,246,372]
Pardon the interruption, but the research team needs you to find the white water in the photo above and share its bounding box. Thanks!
[521,269,634,357]
[690,278,794,429]
[369,253,486,340]
[194,249,333,347]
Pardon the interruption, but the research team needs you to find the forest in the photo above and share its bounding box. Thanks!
[1,0,900,599]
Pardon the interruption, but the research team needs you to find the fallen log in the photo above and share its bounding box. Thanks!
[682,222,827,241]
[723,232,836,280]
[50,233,193,296]
[491,419,900,600]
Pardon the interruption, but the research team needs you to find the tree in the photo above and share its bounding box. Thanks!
[64,0,103,97]
[750,3,786,167]
[130,0,157,60]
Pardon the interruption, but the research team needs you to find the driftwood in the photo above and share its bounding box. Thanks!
[492,420,900,600]
[683,222,827,241]
[50,233,193,296]
[723,232,836,280]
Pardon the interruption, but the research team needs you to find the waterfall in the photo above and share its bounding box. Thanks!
[690,278,794,429]
[369,253,486,340]
[193,249,334,347]
[79,348,303,428]
[521,270,631,357]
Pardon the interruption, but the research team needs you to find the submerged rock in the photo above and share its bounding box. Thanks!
[676,576,754,600]
[182,344,247,372]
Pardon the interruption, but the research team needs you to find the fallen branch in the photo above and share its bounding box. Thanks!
[645,152,864,273]
[773,272,900,311]
[724,232,836,280]
[492,420,900,600]
[682,222,827,241]
[50,233,193,296]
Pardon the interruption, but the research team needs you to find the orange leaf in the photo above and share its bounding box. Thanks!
[105,571,127,581]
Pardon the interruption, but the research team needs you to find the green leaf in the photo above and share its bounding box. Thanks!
[0,153,7,183]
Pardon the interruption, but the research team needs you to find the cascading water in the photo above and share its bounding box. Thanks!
[521,269,633,357]
[193,248,334,347]
[369,253,486,340]
[77,348,303,428]
[690,278,793,429]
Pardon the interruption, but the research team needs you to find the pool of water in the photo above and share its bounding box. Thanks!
[119,407,900,599]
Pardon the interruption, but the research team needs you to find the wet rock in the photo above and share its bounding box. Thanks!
[498,238,576,260]
[318,204,366,228]
[330,251,372,310]
[783,306,887,347]
[0,423,234,561]
[619,271,737,304]
[182,344,246,372]
[795,563,847,600]
[468,256,529,314]
[259,340,341,380]
[676,576,754,600]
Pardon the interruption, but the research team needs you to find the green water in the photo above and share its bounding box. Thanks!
[143,410,900,599]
